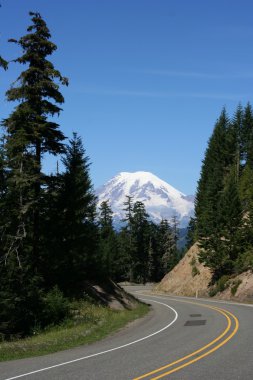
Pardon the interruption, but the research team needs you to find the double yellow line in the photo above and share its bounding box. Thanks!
[133,301,239,380]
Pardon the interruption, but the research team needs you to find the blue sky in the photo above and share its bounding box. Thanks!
[1,0,253,194]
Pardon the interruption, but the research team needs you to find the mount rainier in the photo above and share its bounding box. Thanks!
[96,171,194,228]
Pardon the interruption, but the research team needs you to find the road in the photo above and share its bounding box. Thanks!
[1,285,253,380]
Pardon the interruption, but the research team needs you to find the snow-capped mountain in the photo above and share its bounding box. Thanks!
[96,171,194,228]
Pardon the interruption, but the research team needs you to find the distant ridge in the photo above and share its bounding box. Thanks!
[96,171,194,227]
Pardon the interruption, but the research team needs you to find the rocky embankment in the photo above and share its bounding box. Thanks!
[155,243,253,302]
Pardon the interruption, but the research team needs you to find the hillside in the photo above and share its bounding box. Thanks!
[155,243,253,302]
[155,243,212,297]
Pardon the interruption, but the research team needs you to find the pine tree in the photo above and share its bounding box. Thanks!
[186,217,196,249]
[195,106,252,281]
[40,172,63,289]
[0,12,68,336]
[1,11,68,264]
[146,222,161,281]
[159,218,179,274]
[59,133,98,296]
[0,137,7,222]
[121,195,135,281]
[131,201,150,283]
[242,103,253,168]
[229,104,244,178]
[239,164,253,213]
[199,168,242,279]
[98,201,120,279]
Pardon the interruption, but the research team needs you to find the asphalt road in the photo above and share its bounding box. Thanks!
[1,285,253,380]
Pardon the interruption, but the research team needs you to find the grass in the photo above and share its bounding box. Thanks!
[0,301,149,362]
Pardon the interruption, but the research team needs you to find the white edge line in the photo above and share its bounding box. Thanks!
[3,298,178,380]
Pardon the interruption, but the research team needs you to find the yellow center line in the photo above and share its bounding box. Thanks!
[133,300,239,380]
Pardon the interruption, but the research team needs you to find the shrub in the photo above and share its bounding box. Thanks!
[216,275,230,292]
[231,279,242,296]
[192,265,200,277]
[190,257,196,266]
[209,275,230,297]
[41,286,70,327]
[235,249,253,273]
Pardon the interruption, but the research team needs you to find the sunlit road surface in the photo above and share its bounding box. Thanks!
[1,285,253,380]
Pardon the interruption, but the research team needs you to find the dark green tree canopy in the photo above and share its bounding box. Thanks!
[3,12,68,159]
[195,104,253,281]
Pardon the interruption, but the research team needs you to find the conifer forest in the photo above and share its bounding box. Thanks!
[1,12,253,341]
[0,13,180,339]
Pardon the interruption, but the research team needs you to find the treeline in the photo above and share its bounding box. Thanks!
[99,197,181,284]
[191,105,253,282]
[0,12,181,339]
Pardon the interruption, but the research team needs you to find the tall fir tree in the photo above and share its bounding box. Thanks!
[159,218,179,274]
[131,201,150,283]
[199,168,242,280]
[195,108,231,238]
[121,195,135,281]
[1,12,68,266]
[59,133,98,296]
[0,12,68,336]
[98,201,120,279]
[242,103,253,168]
[195,104,253,281]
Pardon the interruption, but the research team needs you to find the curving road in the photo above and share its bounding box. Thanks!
[1,285,253,380]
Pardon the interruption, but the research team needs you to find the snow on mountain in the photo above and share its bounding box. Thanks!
[96,171,194,228]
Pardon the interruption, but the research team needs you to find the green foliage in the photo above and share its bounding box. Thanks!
[0,301,149,361]
[209,275,230,297]
[190,257,196,266]
[41,287,70,327]
[58,133,99,295]
[98,201,120,279]
[0,13,100,338]
[235,249,253,272]
[186,217,196,249]
[191,265,200,277]
[190,256,200,277]
[195,104,253,283]
[117,201,182,283]
[231,279,242,296]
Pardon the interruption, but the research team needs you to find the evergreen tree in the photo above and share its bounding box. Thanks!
[239,163,253,213]
[122,195,134,225]
[195,108,231,238]
[242,103,253,168]
[159,218,179,274]
[59,133,98,296]
[98,201,120,279]
[195,105,253,281]
[121,195,135,281]
[117,228,132,280]
[1,11,68,267]
[186,217,196,249]
[40,172,63,289]
[0,12,68,336]
[131,201,150,283]
[147,222,161,282]
[0,136,7,223]
[229,104,244,178]
[199,168,242,279]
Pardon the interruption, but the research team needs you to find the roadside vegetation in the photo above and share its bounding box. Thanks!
[0,300,149,361]
[188,105,253,286]
[0,11,178,344]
